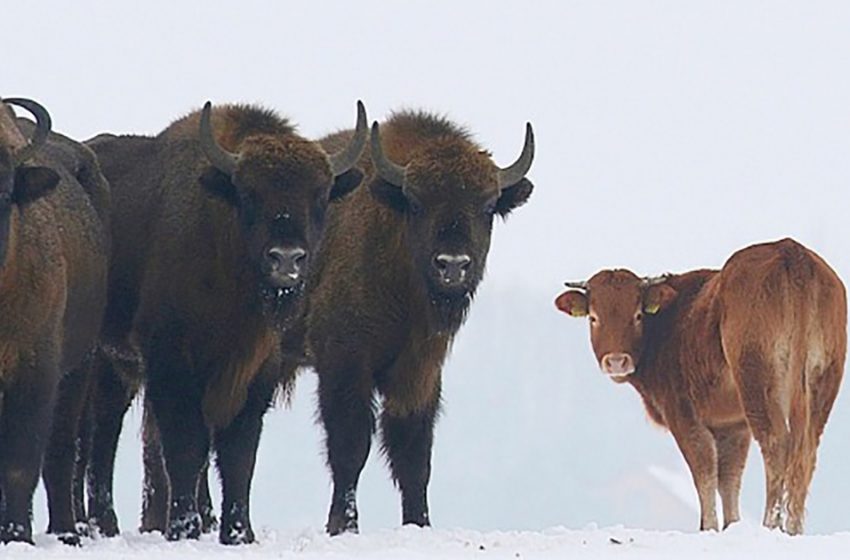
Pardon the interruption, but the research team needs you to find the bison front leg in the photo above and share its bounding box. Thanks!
[43,362,95,545]
[0,351,59,545]
[140,398,169,534]
[211,376,276,545]
[380,394,440,527]
[318,364,374,536]
[668,411,719,531]
[144,335,209,542]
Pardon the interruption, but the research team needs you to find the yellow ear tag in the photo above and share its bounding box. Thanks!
[571,304,588,317]
[644,303,660,315]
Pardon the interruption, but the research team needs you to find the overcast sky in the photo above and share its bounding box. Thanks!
[8,0,850,536]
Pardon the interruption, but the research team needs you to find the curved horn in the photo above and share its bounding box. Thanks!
[370,121,406,186]
[564,280,589,290]
[328,100,368,176]
[199,101,238,175]
[497,122,535,190]
[640,274,670,287]
[5,98,52,165]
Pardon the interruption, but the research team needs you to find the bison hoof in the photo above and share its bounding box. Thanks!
[0,522,33,545]
[219,521,255,545]
[201,508,219,534]
[57,531,82,547]
[90,510,120,538]
[326,514,359,537]
[166,513,202,541]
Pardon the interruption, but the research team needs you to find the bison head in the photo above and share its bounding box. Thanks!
[197,101,367,322]
[369,120,534,331]
[0,98,60,267]
[555,271,678,381]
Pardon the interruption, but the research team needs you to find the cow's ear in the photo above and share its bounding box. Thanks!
[330,168,364,202]
[370,178,408,213]
[14,166,60,206]
[555,290,588,317]
[199,166,239,207]
[643,284,677,314]
[496,178,534,218]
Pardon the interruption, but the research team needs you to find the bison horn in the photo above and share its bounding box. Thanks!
[328,100,368,176]
[563,280,589,290]
[5,98,52,165]
[370,121,407,187]
[497,122,535,190]
[199,101,238,176]
[640,275,670,287]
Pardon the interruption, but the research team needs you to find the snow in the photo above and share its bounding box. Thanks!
[4,524,850,559]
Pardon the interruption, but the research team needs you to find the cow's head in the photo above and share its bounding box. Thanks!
[198,101,367,321]
[0,98,60,268]
[369,119,534,330]
[555,270,678,381]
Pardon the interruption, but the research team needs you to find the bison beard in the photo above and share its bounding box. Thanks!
[427,288,474,334]
[260,281,305,330]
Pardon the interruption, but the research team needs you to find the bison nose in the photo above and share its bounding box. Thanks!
[434,253,471,286]
[267,246,307,288]
[601,353,635,376]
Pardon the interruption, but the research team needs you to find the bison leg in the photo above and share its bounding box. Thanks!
[86,354,137,537]
[380,396,439,527]
[668,412,719,531]
[43,362,95,545]
[318,366,374,536]
[0,352,59,545]
[140,396,169,533]
[144,335,209,542]
[711,422,751,529]
[212,376,276,546]
[197,463,218,533]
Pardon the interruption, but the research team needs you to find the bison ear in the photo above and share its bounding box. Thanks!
[496,178,534,218]
[370,178,408,213]
[329,168,364,202]
[555,290,588,317]
[643,284,677,314]
[199,166,239,207]
[14,166,60,206]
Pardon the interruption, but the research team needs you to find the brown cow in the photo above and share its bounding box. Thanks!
[555,238,845,535]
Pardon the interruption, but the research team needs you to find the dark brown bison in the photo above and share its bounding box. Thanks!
[291,110,534,534]
[0,98,109,545]
[84,100,368,544]
[555,238,846,535]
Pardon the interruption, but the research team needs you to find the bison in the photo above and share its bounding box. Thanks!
[291,110,535,535]
[84,100,368,544]
[555,238,846,535]
[0,98,109,544]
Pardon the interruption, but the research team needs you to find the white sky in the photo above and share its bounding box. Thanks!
[8,0,850,536]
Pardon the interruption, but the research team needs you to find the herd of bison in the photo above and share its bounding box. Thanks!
[0,95,844,546]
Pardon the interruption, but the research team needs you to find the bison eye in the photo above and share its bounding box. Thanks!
[589,314,599,326]
[634,312,643,324]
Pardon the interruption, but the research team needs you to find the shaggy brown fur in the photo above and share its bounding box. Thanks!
[556,238,846,535]
[0,100,109,545]
[300,110,534,535]
[84,101,365,545]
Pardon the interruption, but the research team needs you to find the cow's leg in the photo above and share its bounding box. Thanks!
[44,362,94,545]
[786,360,843,535]
[380,393,440,527]
[668,413,719,531]
[140,398,169,533]
[198,463,217,533]
[74,385,92,529]
[318,362,374,536]
[711,422,751,529]
[212,375,276,545]
[86,354,138,537]
[145,330,208,541]
[732,345,790,531]
[0,352,59,545]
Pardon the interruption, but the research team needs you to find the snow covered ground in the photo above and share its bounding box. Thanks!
[5,524,850,559]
